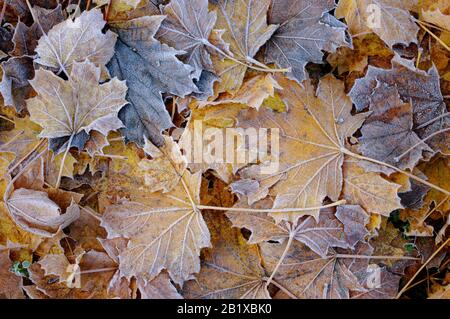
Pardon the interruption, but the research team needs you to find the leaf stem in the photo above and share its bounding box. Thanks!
[415,113,449,130]
[197,200,346,213]
[55,134,75,189]
[394,128,450,162]
[0,115,14,123]
[265,233,295,288]
[342,148,450,197]
[205,42,290,73]
[80,267,117,275]
[334,254,420,261]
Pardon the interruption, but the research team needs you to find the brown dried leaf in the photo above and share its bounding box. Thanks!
[27,60,127,139]
[35,9,117,73]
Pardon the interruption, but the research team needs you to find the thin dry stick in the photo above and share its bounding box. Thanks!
[0,130,25,150]
[416,19,446,32]
[415,113,449,130]
[80,267,117,275]
[396,237,450,298]
[335,254,420,261]
[416,50,422,69]
[419,196,448,224]
[416,20,450,52]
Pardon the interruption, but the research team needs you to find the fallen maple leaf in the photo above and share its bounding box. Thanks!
[34,9,117,75]
[350,57,449,157]
[266,0,350,83]
[336,0,419,48]
[359,83,433,170]
[227,198,369,257]
[235,74,366,223]
[138,273,182,299]
[156,0,218,79]
[342,159,403,216]
[210,0,278,93]
[107,15,197,146]
[27,60,128,140]
[101,171,210,285]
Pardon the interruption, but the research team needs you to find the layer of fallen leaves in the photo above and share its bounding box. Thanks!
[0,0,449,300]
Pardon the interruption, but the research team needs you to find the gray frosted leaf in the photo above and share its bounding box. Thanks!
[157,0,217,79]
[265,0,350,83]
[359,84,433,171]
[107,15,197,146]
[292,209,351,258]
[350,57,449,155]
[191,70,218,101]
[335,205,370,248]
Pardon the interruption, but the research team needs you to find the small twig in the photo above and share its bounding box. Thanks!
[335,254,420,261]
[419,196,448,224]
[416,20,450,52]
[415,113,449,130]
[104,0,113,21]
